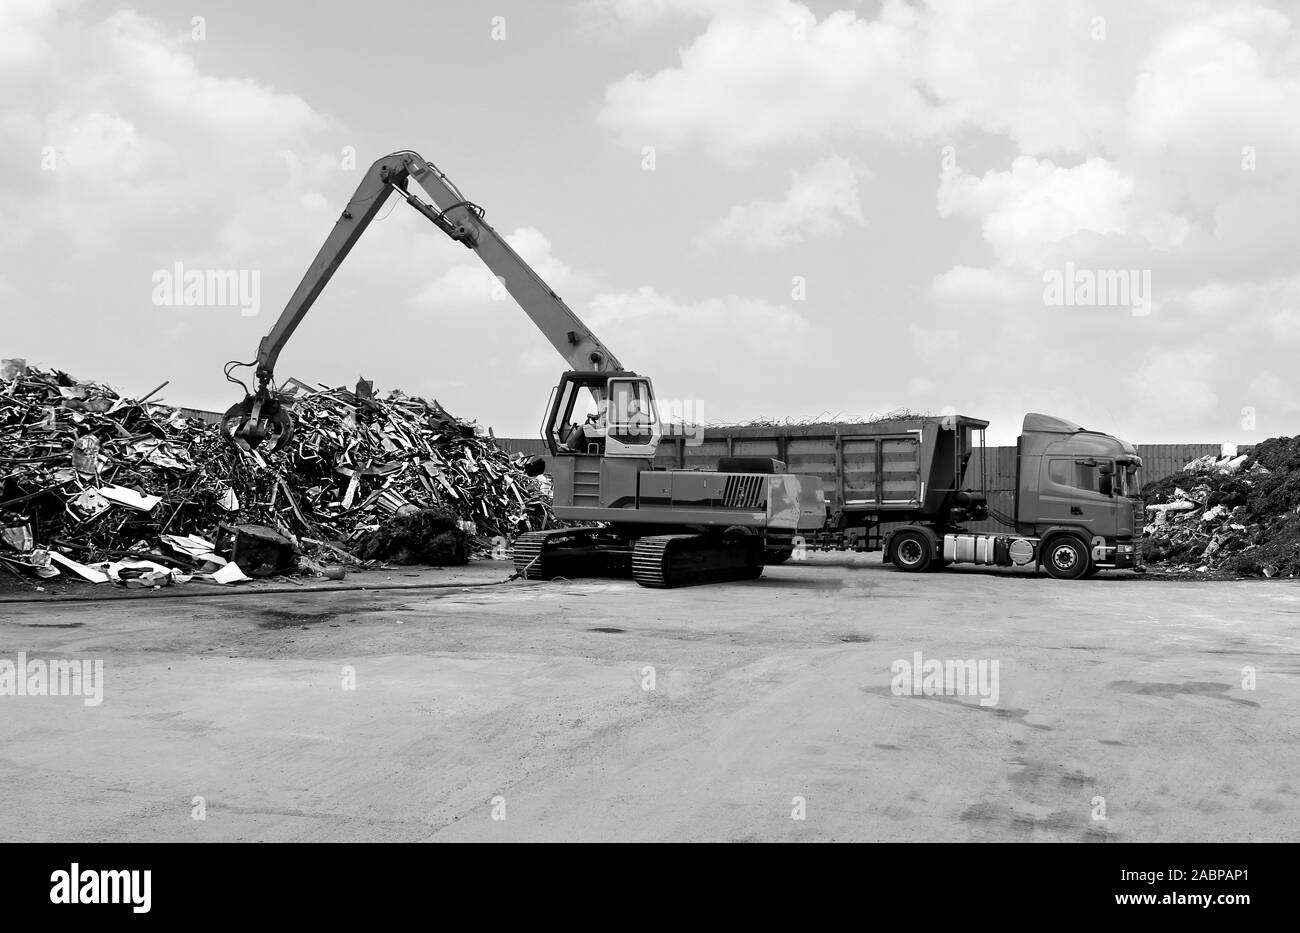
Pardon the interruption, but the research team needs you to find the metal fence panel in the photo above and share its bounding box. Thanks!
[492,433,1228,537]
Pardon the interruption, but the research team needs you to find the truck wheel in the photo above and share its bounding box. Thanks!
[764,549,793,565]
[1042,536,1090,580]
[891,530,933,573]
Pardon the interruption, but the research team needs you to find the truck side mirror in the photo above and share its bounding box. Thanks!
[1099,474,1113,496]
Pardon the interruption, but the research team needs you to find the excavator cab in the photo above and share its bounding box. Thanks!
[545,372,660,459]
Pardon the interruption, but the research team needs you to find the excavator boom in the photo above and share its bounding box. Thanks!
[222,148,828,589]
[224,150,619,451]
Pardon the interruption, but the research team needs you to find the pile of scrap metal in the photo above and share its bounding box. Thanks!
[0,361,556,587]
[1140,435,1300,577]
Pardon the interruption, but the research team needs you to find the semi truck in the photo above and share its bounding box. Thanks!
[650,412,1144,579]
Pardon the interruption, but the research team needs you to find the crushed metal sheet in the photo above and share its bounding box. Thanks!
[1,364,558,583]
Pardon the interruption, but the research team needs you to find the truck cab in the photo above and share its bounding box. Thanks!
[881,412,1143,579]
[1014,413,1143,573]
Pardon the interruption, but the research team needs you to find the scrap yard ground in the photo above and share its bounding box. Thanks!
[2,554,1296,843]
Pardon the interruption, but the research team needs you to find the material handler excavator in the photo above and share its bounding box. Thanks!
[222,150,825,587]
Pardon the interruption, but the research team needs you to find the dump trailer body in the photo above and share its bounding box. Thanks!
[649,416,991,547]
[651,414,1144,578]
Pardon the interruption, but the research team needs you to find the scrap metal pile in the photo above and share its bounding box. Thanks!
[1141,435,1300,577]
[0,362,555,585]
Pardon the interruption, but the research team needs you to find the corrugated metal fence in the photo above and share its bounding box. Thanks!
[494,433,1227,535]
[182,403,1228,494]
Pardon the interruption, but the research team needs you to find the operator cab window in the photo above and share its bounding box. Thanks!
[554,386,605,455]
[607,380,654,447]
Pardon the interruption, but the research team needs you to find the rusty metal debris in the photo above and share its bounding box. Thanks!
[0,364,556,585]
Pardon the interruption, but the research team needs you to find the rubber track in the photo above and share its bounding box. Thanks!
[632,534,763,588]
[511,529,589,580]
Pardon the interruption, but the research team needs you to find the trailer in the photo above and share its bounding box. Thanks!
[652,413,1144,579]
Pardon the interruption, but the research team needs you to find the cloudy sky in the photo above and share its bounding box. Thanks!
[2,0,1297,445]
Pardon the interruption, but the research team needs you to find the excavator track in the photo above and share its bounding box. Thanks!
[512,528,631,580]
[511,530,557,580]
[631,534,764,588]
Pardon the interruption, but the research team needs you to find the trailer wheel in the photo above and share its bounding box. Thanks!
[890,530,934,573]
[1042,536,1090,580]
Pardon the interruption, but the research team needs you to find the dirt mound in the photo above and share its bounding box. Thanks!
[353,508,469,565]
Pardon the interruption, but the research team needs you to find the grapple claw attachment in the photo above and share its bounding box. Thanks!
[222,393,294,454]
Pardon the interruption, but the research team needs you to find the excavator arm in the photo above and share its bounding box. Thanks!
[223,150,621,451]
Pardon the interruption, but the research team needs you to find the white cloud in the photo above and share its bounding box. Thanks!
[502,227,583,291]
[586,285,810,360]
[595,0,1188,161]
[411,227,588,307]
[1126,347,1219,425]
[101,12,325,138]
[0,0,63,67]
[915,1,1167,156]
[412,264,502,307]
[937,157,1138,267]
[0,9,332,256]
[598,0,1297,274]
[43,109,151,175]
[931,265,1033,305]
[1246,370,1300,420]
[1127,8,1300,163]
[697,155,864,249]
[575,0,724,40]
[588,284,807,333]
[598,1,938,162]
[907,323,959,368]
[1176,275,1300,340]
[584,285,814,418]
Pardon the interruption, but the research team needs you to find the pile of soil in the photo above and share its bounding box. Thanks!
[353,508,470,566]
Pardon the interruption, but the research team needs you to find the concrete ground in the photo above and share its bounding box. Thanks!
[1,553,1296,842]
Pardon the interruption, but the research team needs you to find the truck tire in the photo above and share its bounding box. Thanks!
[890,529,934,573]
[764,548,793,565]
[1042,535,1090,580]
